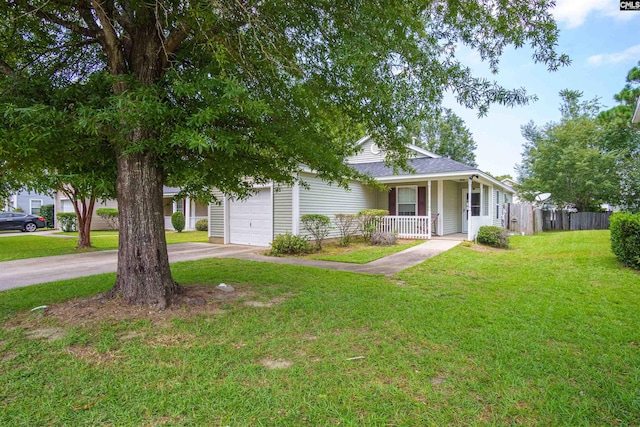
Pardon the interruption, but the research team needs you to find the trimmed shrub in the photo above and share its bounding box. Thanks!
[357,209,389,242]
[56,212,77,232]
[96,207,119,230]
[40,204,54,229]
[195,218,208,231]
[301,214,332,250]
[476,226,509,249]
[334,213,357,246]
[14,207,24,212]
[610,212,640,270]
[269,232,309,256]
[171,211,185,232]
[370,231,397,246]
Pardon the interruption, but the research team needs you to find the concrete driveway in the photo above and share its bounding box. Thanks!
[0,239,461,292]
[0,243,256,291]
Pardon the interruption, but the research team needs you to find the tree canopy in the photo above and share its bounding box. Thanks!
[0,0,569,307]
[408,108,478,166]
[516,90,629,212]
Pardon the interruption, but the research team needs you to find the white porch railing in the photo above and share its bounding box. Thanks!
[468,216,493,240]
[376,215,431,239]
[164,216,208,231]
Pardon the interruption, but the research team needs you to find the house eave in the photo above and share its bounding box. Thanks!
[374,170,515,193]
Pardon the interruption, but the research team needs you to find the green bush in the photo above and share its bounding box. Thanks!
[56,212,77,232]
[269,232,309,256]
[357,209,389,242]
[334,213,357,246]
[610,212,640,270]
[301,214,332,250]
[195,218,208,231]
[476,226,509,249]
[171,211,185,232]
[40,204,54,229]
[96,207,119,230]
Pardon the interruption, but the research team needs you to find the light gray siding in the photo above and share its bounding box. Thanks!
[443,181,461,234]
[209,190,224,238]
[273,186,293,236]
[346,138,387,164]
[346,137,430,164]
[298,173,376,239]
[91,200,119,230]
[15,191,55,214]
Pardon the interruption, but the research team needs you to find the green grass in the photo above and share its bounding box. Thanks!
[0,231,208,262]
[305,239,424,264]
[1,230,640,425]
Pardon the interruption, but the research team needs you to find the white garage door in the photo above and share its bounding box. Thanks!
[229,188,272,246]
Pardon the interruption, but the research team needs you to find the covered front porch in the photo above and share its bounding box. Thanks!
[372,173,507,241]
[163,196,208,231]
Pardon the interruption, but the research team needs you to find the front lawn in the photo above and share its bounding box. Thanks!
[1,230,639,425]
[305,238,425,263]
[0,231,208,262]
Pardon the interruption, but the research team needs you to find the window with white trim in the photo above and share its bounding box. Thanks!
[496,190,500,219]
[30,199,42,215]
[397,187,417,216]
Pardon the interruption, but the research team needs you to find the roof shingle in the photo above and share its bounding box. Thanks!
[349,157,476,178]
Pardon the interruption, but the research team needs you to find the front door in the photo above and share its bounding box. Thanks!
[462,189,481,233]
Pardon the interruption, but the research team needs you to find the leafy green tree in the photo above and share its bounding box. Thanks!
[596,63,640,212]
[0,75,117,248]
[0,1,568,308]
[409,109,478,166]
[517,90,619,212]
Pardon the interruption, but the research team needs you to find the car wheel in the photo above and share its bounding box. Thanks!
[24,222,38,232]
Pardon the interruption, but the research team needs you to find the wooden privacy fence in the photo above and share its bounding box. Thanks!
[504,203,536,235]
[504,204,612,235]
[544,210,612,231]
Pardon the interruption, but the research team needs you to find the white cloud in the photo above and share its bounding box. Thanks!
[552,0,635,28]
[587,44,640,66]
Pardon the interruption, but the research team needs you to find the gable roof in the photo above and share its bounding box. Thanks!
[350,156,475,177]
[354,135,441,159]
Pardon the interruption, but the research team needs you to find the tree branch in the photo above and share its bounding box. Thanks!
[0,59,15,77]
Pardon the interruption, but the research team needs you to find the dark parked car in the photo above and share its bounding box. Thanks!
[0,212,46,232]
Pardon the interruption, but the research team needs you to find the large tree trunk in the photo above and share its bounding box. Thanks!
[107,151,179,308]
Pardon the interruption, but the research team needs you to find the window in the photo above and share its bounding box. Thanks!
[30,199,42,215]
[397,187,417,216]
[496,190,500,219]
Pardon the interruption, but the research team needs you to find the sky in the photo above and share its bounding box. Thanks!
[444,0,640,177]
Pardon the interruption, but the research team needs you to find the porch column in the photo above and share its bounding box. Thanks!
[427,180,432,239]
[467,176,472,241]
[437,180,443,236]
[185,197,192,230]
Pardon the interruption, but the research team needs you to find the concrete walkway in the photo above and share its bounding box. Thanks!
[0,240,460,291]
[233,239,460,275]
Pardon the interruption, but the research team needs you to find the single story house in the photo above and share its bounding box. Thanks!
[208,136,515,246]
[55,186,207,231]
[3,190,55,215]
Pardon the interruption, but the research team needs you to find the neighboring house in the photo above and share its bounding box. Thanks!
[500,178,523,204]
[208,136,515,246]
[4,190,55,215]
[162,187,209,231]
[55,186,208,231]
